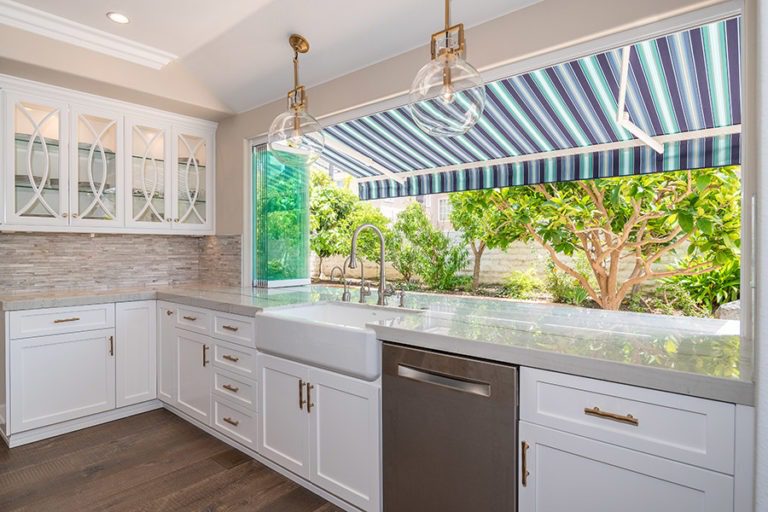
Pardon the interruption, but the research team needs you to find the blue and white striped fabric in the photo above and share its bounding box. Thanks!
[317,17,742,199]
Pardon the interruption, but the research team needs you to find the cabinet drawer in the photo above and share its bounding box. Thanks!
[213,312,255,348]
[213,340,257,379]
[175,305,212,335]
[520,368,735,474]
[10,304,115,339]
[212,398,257,449]
[213,368,258,411]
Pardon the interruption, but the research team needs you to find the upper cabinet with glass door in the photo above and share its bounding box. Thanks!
[172,127,214,233]
[4,92,69,226]
[125,118,172,230]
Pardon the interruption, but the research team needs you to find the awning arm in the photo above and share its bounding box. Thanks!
[325,136,407,184]
[617,46,664,154]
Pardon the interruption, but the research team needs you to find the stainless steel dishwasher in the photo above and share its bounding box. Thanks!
[383,343,518,512]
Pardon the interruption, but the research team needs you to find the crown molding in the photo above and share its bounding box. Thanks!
[0,0,178,69]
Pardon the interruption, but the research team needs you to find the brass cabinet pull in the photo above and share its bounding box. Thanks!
[222,325,239,332]
[521,441,530,487]
[183,315,197,321]
[222,354,240,363]
[299,379,306,410]
[166,310,174,316]
[108,335,114,356]
[222,417,239,427]
[306,383,314,413]
[53,317,80,324]
[222,384,239,393]
[202,345,209,367]
[584,406,639,426]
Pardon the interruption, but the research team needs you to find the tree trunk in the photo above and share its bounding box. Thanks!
[471,242,486,292]
[317,256,324,281]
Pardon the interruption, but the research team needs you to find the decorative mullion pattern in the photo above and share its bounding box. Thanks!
[178,135,203,224]
[16,106,59,218]
[133,127,164,222]
[79,115,116,220]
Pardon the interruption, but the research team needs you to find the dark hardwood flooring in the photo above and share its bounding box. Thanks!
[0,409,344,512]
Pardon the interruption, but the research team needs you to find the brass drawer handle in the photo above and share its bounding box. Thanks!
[222,384,240,393]
[299,379,306,410]
[222,417,239,427]
[183,315,197,321]
[222,354,240,363]
[53,317,80,324]
[222,325,239,332]
[521,441,530,487]
[584,406,639,426]
[306,382,314,413]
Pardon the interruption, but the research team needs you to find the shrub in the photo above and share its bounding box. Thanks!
[663,259,740,313]
[544,260,591,306]
[627,282,709,317]
[503,270,543,300]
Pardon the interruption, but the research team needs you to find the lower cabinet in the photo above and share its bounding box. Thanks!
[116,301,157,407]
[157,302,177,405]
[175,328,212,424]
[518,421,734,512]
[9,328,116,433]
[258,353,381,512]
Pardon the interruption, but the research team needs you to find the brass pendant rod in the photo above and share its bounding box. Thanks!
[293,51,300,90]
[444,0,450,30]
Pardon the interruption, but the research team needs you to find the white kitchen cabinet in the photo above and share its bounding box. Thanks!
[309,367,380,512]
[175,328,212,424]
[171,126,214,233]
[9,328,116,433]
[258,354,311,478]
[157,302,177,405]
[115,301,156,407]
[518,421,733,512]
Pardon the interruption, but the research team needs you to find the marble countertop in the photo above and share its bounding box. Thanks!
[0,284,752,405]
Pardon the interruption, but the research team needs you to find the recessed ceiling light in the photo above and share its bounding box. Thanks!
[106,11,130,24]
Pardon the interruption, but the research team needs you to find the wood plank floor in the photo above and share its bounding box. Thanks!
[0,409,344,512]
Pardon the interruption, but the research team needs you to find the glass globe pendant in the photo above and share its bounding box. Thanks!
[408,0,486,138]
[268,34,325,167]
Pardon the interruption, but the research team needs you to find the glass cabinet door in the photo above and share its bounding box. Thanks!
[70,108,122,225]
[6,94,69,225]
[127,121,171,228]
[173,130,210,230]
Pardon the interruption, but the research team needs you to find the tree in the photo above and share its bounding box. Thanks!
[309,171,357,276]
[389,202,469,290]
[449,191,517,291]
[488,167,741,310]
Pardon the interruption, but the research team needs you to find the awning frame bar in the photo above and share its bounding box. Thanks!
[616,45,665,154]
[325,135,407,184]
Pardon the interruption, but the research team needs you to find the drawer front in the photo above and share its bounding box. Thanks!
[520,368,735,474]
[213,340,257,379]
[213,312,256,348]
[213,368,258,411]
[175,305,212,335]
[212,398,257,449]
[10,304,115,339]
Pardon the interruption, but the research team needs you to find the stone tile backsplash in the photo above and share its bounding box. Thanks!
[0,233,242,293]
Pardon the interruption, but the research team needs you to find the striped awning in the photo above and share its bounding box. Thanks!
[318,17,742,199]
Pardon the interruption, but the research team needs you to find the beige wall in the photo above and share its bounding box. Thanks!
[215,0,732,235]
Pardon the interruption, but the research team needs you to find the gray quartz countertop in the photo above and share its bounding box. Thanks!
[0,284,752,405]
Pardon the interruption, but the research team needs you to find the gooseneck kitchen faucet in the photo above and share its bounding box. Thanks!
[349,224,394,306]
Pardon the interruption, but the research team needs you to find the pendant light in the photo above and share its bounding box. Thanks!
[268,34,325,167]
[408,0,486,137]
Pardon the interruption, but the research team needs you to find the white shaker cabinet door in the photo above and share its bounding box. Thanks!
[309,367,381,512]
[157,302,177,405]
[115,301,156,407]
[518,421,733,512]
[175,329,212,424]
[258,354,311,479]
[9,329,116,433]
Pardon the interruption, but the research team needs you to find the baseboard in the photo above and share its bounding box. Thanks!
[5,400,163,448]
[162,403,360,512]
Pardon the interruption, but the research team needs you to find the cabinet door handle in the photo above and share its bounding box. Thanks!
[222,384,239,393]
[521,441,530,487]
[108,335,114,356]
[299,379,306,410]
[183,315,197,321]
[166,310,174,316]
[222,354,239,363]
[222,417,239,427]
[584,406,639,426]
[306,382,314,414]
[222,325,239,332]
[53,317,80,324]
[202,345,209,367]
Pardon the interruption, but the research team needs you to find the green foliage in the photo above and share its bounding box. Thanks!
[389,202,469,290]
[449,191,517,250]
[503,270,542,300]
[664,259,740,313]
[544,260,590,306]
[347,202,390,264]
[626,282,709,318]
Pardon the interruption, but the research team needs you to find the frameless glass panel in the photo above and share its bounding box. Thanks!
[131,125,166,223]
[76,113,118,220]
[14,101,62,218]
[177,133,206,225]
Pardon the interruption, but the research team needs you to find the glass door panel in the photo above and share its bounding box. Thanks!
[130,124,167,224]
[176,133,207,226]
[73,112,119,222]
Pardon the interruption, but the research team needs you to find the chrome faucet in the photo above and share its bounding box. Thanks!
[344,256,368,303]
[329,265,350,302]
[349,224,394,306]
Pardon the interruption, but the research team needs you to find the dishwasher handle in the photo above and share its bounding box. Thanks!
[397,364,491,397]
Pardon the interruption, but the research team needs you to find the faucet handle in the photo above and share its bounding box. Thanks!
[384,283,396,297]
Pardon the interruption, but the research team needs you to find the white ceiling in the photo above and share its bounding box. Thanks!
[4,0,541,113]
